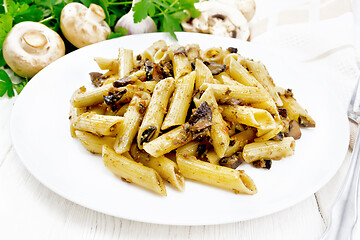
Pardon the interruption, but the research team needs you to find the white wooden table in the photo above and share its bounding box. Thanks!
[1,0,359,239]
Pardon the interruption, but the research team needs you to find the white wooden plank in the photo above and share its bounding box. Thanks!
[0,147,325,240]
[0,98,16,166]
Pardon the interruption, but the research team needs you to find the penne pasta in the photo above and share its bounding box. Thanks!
[118,48,134,78]
[114,92,150,154]
[202,47,225,63]
[102,145,167,196]
[228,58,259,87]
[200,83,269,103]
[198,88,230,158]
[176,141,200,157]
[69,41,315,196]
[195,58,214,90]
[172,46,192,79]
[176,154,257,195]
[206,128,256,165]
[94,57,119,72]
[130,144,185,191]
[75,130,115,154]
[215,72,241,86]
[142,40,167,62]
[162,71,196,130]
[243,59,283,106]
[138,77,175,146]
[242,137,295,163]
[73,112,124,136]
[221,105,276,133]
[143,125,192,157]
[280,93,316,127]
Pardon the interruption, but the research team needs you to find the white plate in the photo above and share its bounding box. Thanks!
[10,32,349,225]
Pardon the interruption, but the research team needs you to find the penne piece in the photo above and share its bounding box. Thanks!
[200,83,269,104]
[102,145,167,196]
[198,88,230,158]
[221,105,276,133]
[138,77,175,147]
[75,130,115,154]
[162,72,196,130]
[195,58,214,90]
[243,59,283,106]
[130,144,185,191]
[280,93,316,127]
[114,93,150,154]
[172,46,192,79]
[143,125,192,157]
[73,112,124,136]
[176,154,257,195]
[118,48,134,78]
[242,137,295,163]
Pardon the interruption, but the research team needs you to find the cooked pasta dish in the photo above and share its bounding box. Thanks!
[69,40,315,196]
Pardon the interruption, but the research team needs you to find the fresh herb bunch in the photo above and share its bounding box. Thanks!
[0,0,200,98]
[133,0,200,39]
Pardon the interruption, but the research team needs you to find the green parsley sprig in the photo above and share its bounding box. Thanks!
[133,0,200,39]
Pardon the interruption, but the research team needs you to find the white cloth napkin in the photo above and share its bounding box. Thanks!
[249,0,359,149]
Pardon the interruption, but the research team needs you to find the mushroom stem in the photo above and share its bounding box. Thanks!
[22,31,48,49]
[85,3,106,22]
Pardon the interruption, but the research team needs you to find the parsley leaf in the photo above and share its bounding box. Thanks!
[133,0,155,23]
[0,13,13,48]
[108,27,127,39]
[133,0,200,39]
[161,12,181,39]
[14,77,29,95]
[0,69,15,97]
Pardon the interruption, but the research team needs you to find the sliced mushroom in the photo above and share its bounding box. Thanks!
[60,3,111,48]
[272,132,284,141]
[187,101,213,140]
[89,72,108,87]
[285,120,302,140]
[113,76,135,88]
[181,1,250,41]
[252,159,272,169]
[204,61,227,75]
[139,126,157,145]
[219,153,244,169]
[103,88,128,111]
[298,115,316,128]
[2,22,65,78]
[278,108,288,118]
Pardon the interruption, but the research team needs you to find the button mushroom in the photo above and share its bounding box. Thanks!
[181,1,250,40]
[115,0,157,35]
[2,21,65,78]
[60,3,111,48]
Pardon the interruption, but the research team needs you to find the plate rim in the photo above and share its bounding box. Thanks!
[10,32,350,226]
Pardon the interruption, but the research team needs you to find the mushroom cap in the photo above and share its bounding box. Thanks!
[182,1,250,40]
[60,3,111,48]
[2,21,65,78]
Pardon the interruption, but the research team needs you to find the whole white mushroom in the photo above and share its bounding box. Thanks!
[60,3,111,48]
[2,21,65,78]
